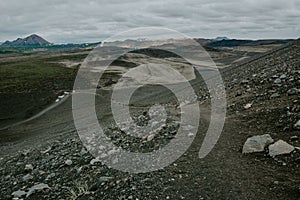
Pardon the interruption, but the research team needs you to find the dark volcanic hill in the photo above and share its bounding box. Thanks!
[1,34,51,47]
[207,39,293,47]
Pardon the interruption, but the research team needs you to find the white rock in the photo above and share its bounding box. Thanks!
[280,74,287,79]
[46,173,56,180]
[39,170,46,175]
[98,176,113,182]
[244,103,252,109]
[90,158,100,165]
[268,140,295,157]
[270,93,280,99]
[147,134,155,141]
[76,167,83,174]
[293,120,300,130]
[242,134,274,154]
[22,174,33,182]
[12,190,26,198]
[274,78,282,84]
[187,133,194,137]
[65,159,73,166]
[290,136,299,141]
[26,183,50,197]
[25,164,33,171]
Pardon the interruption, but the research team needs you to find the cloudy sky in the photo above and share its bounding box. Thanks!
[0,0,299,43]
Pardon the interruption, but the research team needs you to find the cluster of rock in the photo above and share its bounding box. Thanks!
[225,40,300,113]
[222,40,300,162]
[0,138,130,199]
[0,135,189,200]
[12,183,50,199]
[242,134,297,157]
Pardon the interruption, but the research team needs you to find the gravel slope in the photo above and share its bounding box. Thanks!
[0,40,299,199]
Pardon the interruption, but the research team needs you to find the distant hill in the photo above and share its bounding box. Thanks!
[207,39,294,47]
[1,34,51,47]
[215,37,230,41]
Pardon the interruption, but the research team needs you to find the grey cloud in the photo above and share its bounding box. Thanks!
[0,0,299,43]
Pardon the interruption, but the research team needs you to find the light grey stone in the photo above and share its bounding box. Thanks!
[269,140,294,157]
[11,190,26,198]
[294,120,300,130]
[147,134,156,141]
[22,174,33,182]
[242,134,274,154]
[274,78,282,84]
[65,159,73,166]
[280,74,287,79]
[25,164,33,171]
[26,183,50,197]
[270,93,280,98]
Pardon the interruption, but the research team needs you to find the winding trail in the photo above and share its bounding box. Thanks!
[0,94,71,131]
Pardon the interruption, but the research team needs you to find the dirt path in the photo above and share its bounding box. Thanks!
[0,95,71,131]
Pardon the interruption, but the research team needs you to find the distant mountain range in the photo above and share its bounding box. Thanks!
[0,34,295,49]
[1,34,51,47]
[207,39,294,47]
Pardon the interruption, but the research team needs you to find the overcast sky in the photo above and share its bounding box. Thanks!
[0,0,299,43]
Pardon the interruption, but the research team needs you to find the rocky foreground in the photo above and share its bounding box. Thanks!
[0,40,300,199]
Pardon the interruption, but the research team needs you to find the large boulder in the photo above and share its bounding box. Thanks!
[242,134,274,154]
[268,140,295,157]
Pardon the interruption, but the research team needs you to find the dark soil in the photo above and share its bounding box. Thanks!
[0,40,299,199]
